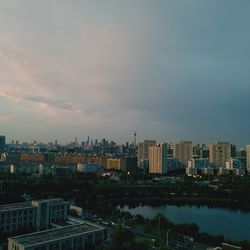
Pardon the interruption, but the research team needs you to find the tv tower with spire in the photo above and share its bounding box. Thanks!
[134,131,137,148]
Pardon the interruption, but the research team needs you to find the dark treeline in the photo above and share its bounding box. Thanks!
[1,173,250,211]
[103,211,250,250]
[1,173,250,248]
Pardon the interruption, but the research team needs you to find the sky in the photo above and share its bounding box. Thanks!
[0,0,250,146]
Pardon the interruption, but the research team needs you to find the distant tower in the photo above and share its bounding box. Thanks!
[75,137,79,147]
[134,131,137,148]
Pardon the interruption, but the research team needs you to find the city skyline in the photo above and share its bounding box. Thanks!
[0,1,250,145]
[1,134,249,150]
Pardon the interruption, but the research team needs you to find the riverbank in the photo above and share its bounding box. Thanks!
[118,203,250,241]
[103,208,250,250]
[107,197,250,212]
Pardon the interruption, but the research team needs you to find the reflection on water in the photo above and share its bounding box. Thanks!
[119,204,250,241]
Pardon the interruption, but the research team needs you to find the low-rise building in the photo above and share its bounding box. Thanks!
[185,166,198,176]
[232,168,245,176]
[32,199,69,231]
[51,165,76,176]
[225,158,245,170]
[70,205,83,217]
[0,199,69,234]
[106,157,137,172]
[218,167,230,175]
[106,158,125,171]
[8,223,106,250]
[201,167,214,175]
[77,163,103,173]
[0,202,36,234]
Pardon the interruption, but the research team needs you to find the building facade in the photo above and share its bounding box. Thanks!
[174,141,193,167]
[0,202,36,234]
[138,140,156,162]
[32,199,69,231]
[0,199,69,234]
[106,157,137,172]
[0,135,6,153]
[149,143,167,174]
[246,145,250,172]
[208,141,231,168]
[106,158,125,171]
[8,223,106,250]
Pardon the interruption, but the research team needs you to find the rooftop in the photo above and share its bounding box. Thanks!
[0,202,33,212]
[32,198,65,204]
[0,198,69,213]
[9,223,103,247]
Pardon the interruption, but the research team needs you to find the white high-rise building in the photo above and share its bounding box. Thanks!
[208,141,231,168]
[149,143,167,174]
[174,141,193,167]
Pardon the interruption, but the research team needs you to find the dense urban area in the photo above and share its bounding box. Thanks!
[0,135,250,250]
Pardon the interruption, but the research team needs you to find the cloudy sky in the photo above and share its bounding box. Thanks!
[0,1,250,146]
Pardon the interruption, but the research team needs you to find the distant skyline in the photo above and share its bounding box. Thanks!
[1,135,248,149]
[0,1,250,146]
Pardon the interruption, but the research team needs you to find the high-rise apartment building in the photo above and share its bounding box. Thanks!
[246,145,250,172]
[0,135,6,153]
[193,144,209,158]
[149,143,167,174]
[174,141,193,166]
[138,140,156,161]
[208,141,231,168]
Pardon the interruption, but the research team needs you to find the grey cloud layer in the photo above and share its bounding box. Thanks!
[0,91,76,111]
[0,0,250,145]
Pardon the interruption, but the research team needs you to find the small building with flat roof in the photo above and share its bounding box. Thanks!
[8,222,106,250]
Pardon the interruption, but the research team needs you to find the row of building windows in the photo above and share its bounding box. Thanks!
[0,209,35,218]
[0,222,34,232]
[0,215,35,222]
[31,233,102,250]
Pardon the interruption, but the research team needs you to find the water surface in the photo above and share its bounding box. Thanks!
[119,204,250,241]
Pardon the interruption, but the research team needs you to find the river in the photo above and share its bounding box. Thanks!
[118,204,250,241]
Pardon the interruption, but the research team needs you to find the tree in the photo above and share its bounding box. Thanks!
[113,228,135,247]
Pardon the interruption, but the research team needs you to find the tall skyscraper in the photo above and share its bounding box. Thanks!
[0,135,6,153]
[208,141,231,168]
[138,139,156,161]
[174,141,193,166]
[246,145,250,172]
[149,143,167,174]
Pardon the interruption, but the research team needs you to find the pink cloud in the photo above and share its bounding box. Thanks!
[0,115,14,123]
